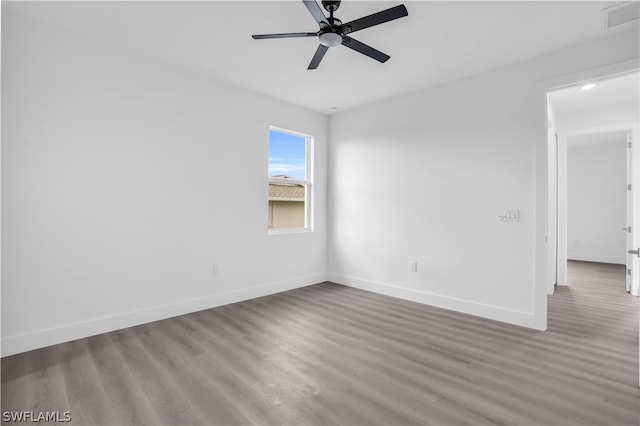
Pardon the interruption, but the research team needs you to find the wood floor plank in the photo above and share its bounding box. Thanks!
[2,260,638,425]
[84,333,161,426]
[58,339,114,425]
[108,327,209,425]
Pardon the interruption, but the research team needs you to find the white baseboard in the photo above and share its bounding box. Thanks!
[567,253,625,265]
[330,274,542,330]
[1,274,325,357]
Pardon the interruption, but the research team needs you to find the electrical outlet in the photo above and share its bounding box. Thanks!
[213,264,220,275]
[410,262,418,272]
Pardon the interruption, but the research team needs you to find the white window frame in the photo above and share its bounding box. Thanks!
[268,126,314,234]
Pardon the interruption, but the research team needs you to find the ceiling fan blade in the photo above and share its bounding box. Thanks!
[341,4,408,34]
[341,36,390,63]
[303,0,330,27]
[252,32,318,39]
[308,44,329,69]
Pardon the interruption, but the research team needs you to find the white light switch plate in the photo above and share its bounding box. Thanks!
[498,210,520,222]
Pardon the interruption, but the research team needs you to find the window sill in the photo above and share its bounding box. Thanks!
[268,228,313,235]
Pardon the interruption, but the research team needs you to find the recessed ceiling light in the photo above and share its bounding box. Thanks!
[581,83,597,91]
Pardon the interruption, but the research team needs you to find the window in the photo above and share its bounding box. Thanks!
[268,127,313,232]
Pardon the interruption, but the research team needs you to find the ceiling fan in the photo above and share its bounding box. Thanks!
[252,0,408,70]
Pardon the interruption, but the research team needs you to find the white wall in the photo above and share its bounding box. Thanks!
[329,27,639,330]
[547,121,558,293]
[567,139,627,264]
[555,101,639,132]
[556,136,569,285]
[1,12,328,356]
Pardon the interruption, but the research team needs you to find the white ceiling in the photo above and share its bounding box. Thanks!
[5,1,639,114]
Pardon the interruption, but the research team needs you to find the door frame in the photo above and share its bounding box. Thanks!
[554,124,638,291]
[534,58,639,385]
[546,124,558,295]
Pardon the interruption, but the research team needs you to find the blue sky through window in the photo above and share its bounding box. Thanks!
[269,129,306,180]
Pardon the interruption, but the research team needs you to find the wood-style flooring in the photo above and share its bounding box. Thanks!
[2,260,639,425]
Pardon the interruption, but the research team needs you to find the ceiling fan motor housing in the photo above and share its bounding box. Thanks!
[319,16,343,47]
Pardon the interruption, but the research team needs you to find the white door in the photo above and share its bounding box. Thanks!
[627,129,640,296]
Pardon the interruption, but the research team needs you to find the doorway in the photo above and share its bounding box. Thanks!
[547,72,640,297]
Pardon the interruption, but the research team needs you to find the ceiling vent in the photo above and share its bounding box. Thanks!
[604,1,640,29]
